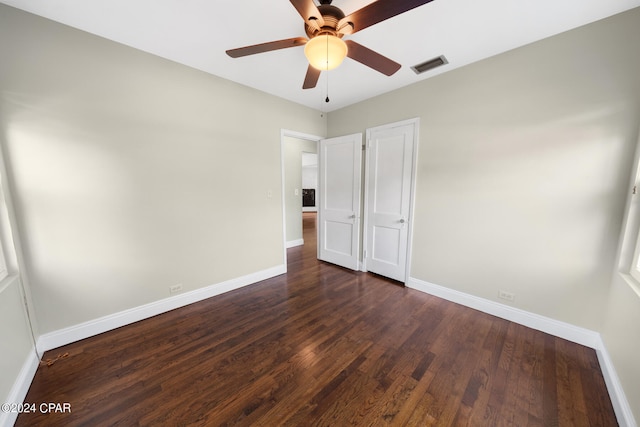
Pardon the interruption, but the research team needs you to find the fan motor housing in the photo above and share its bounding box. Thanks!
[305,4,345,38]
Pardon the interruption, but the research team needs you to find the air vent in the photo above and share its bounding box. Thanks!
[411,55,448,75]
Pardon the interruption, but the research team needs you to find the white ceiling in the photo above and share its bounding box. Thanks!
[2,0,639,112]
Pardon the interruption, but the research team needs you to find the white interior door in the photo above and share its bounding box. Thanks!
[364,120,417,282]
[318,133,362,270]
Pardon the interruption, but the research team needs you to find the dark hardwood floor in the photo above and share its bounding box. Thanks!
[17,212,617,426]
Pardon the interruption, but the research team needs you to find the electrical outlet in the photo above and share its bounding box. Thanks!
[169,284,183,295]
[498,290,515,302]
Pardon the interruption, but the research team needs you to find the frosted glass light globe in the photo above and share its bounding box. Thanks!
[304,35,348,71]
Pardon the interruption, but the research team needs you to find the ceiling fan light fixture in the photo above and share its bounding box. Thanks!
[304,34,347,71]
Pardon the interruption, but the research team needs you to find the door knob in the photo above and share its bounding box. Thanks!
[399,218,406,224]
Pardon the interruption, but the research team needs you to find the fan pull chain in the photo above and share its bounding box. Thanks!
[325,72,330,103]
[325,35,330,103]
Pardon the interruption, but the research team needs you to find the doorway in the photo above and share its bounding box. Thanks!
[280,130,322,269]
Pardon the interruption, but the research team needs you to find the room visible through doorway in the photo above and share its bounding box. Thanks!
[302,212,317,257]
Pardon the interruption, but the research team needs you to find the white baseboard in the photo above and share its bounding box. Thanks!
[286,239,304,248]
[595,336,638,427]
[407,277,636,427]
[407,277,600,348]
[36,264,286,353]
[0,349,39,427]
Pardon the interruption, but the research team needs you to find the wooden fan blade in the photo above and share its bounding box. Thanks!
[226,37,307,58]
[345,40,401,76]
[339,0,434,35]
[303,65,321,89]
[290,0,325,30]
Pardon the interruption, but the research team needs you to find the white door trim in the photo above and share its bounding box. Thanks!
[362,118,420,284]
[280,129,322,271]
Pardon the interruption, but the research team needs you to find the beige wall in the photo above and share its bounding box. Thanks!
[283,136,318,244]
[329,8,640,421]
[0,4,326,334]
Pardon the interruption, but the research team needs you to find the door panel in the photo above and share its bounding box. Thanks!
[325,142,355,210]
[318,133,362,270]
[325,221,353,255]
[372,226,401,264]
[374,137,406,214]
[365,122,416,282]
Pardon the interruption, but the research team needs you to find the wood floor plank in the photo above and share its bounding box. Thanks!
[16,212,618,426]
[509,325,537,427]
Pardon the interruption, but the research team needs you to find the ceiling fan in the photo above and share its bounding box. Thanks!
[226,0,435,90]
